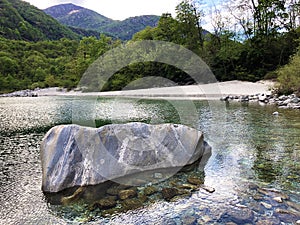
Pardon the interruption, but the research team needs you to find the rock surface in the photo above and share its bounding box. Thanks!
[220,93,300,109]
[41,122,211,193]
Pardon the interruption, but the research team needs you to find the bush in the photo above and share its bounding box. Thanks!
[275,50,300,95]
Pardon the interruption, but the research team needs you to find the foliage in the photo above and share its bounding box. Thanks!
[0,35,118,93]
[275,47,300,95]
[100,15,160,40]
[0,0,80,41]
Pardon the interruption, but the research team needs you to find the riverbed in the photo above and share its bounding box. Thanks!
[0,96,299,224]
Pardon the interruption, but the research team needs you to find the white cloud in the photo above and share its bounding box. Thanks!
[24,0,235,32]
[24,0,180,20]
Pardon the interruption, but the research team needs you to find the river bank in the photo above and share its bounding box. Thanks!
[2,80,299,109]
[1,80,274,99]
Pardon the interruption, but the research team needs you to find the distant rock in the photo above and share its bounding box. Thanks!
[258,94,267,102]
[220,92,300,110]
[0,89,38,97]
[41,122,211,193]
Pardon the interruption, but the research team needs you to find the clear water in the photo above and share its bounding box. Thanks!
[0,96,299,224]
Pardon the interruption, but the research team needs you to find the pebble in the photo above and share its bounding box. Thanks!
[256,219,277,225]
[273,196,283,203]
[121,199,143,210]
[161,188,179,201]
[220,208,254,224]
[118,189,137,200]
[187,177,203,185]
[153,173,163,179]
[286,200,300,211]
[61,187,86,205]
[201,185,215,193]
[275,208,299,216]
[143,186,158,196]
[201,215,212,223]
[235,203,248,208]
[93,197,117,210]
[177,183,198,190]
[261,202,272,209]
[181,215,197,225]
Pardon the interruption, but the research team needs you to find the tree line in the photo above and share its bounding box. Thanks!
[0,0,299,95]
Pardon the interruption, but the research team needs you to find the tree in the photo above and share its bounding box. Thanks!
[286,0,300,30]
[275,45,300,94]
[0,55,18,76]
[176,0,204,53]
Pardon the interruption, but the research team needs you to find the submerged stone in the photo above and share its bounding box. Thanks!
[92,197,117,210]
[187,176,203,185]
[220,208,254,224]
[118,189,137,200]
[162,187,179,201]
[41,122,211,193]
[121,198,143,210]
[143,186,158,196]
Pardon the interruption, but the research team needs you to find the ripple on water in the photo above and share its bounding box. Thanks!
[0,97,299,224]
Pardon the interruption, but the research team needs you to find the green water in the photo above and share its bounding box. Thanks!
[0,96,299,224]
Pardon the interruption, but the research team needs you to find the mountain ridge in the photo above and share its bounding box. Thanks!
[44,3,160,40]
[44,3,114,31]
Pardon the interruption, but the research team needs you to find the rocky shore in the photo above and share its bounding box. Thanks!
[0,89,38,97]
[2,81,299,110]
[220,93,300,110]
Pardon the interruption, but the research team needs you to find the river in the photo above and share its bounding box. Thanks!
[0,96,299,224]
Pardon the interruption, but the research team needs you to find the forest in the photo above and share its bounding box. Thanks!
[0,0,299,95]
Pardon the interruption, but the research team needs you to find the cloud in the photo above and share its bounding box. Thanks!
[24,0,179,20]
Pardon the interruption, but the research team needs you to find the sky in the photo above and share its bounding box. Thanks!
[23,0,229,32]
[23,0,181,20]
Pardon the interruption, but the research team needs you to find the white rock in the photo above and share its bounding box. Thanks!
[273,197,283,203]
[261,202,272,209]
[258,94,267,102]
[41,122,211,193]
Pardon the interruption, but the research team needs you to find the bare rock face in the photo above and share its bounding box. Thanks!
[41,122,211,193]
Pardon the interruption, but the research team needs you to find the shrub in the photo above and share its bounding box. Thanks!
[275,50,300,96]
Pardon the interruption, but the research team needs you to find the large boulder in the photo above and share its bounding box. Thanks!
[41,122,211,193]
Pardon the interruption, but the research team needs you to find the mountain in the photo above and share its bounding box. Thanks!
[0,0,80,41]
[44,3,160,40]
[44,3,113,31]
[100,15,160,40]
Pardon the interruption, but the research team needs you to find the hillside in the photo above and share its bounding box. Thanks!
[44,3,159,40]
[0,0,80,41]
[44,3,113,31]
[100,15,160,40]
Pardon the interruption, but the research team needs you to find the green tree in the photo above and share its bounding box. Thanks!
[175,0,204,53]
[276,46,300,95]
[0,55,18,76]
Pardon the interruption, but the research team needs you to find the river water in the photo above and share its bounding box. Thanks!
[0,96,299,224]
